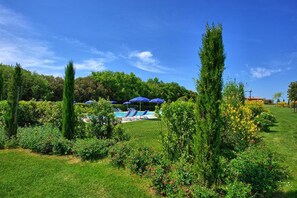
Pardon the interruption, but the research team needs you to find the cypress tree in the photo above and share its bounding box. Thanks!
[0,71,3,100]
[5,64,22,138]
[62,61,75,140]
[195,24,225,186]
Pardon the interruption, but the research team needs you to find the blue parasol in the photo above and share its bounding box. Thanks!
[149,98,164,104]
[85,100,96,104]
[110,100,117,104]
[129,96,150,111]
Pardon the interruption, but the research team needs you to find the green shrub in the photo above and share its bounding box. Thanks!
[0,127,7,149]
[4,136,18,148]
[129,146,154,175]
[87,98,117,139]
[227,145,285,197]
[161,101,196,161]
[254,112,277,132]
[109,143,131,168]
[112,124,130,142]
[191,185,219,198]
[18,101,41,127]
[224,179,252,198]
[17,125,71,155]
[0,101,7,126]
[152,155,194,197]
[73,138,115,161]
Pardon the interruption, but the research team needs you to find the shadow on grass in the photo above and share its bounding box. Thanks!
[271,190,297,198]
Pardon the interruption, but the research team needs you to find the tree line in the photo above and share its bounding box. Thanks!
[0,64,195,103]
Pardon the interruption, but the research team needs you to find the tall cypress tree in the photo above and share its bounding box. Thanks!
[62,61,75,140]
[5,64,22,138]
[0,71,3,101]
[195,24,225,186]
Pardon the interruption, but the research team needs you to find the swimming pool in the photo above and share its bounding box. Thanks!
[114,111,154,118]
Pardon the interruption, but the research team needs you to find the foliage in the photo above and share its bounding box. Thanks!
[273,92,283,103]
[245,99,266,117]
[221,102,259,154]
[287,81,297,103]
[0,127,6,149]
[0,100,7,126]
[43,75,64,101]
[161,101,196,161]
[17,125,72,155]
[74,76,108,102]
[5,64,23,138]
[129,146,155,176]
[195,24,225,186]
[0,71,3,100]
[62,61,75,140]
[87,98,116,139]
[112,124,130,142]
[73,138,115,161]
[224,180,252,198]
[191,185,219,198]
[277,101,288,107]
[254,112,277,132]
[223,80,245,107]
[226,145,286,197]
[18,100,41,127]
[109,143,132,168]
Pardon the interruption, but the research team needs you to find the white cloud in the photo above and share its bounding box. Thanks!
[75,58,106,71]
[250,67,281,78]
[0,4,116,77]
[129,51,170,73]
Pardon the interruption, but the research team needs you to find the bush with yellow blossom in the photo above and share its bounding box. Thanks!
[221,102,259,155]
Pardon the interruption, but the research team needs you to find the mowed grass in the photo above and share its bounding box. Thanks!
[123,119,163,151]
[0,120,163,198]
[262,106,297,196]
[0,149,158,198]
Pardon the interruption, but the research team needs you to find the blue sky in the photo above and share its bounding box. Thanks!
[0,0,296,99]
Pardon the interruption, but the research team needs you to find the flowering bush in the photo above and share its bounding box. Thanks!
[277,102,288,107]
[109,143,131,168]
[254,112,276,132]
[245,100,266,117]
[221,103,259,153]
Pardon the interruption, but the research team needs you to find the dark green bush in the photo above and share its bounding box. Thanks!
[73,138,115,161]
[254,112,277,132]
[0,127,6,149]
[109,143,131,168]
[227,145,285,197]
[224,179,252,198]
[129,146,154,175]
[17,125,72,155]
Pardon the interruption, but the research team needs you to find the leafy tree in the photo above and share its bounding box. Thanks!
[223,80,245,107]
[5,64,23,138]
[194,24,225,186]
[0,71,3,100]
[238,82,245,105]
[273,92,282,104]
[44,75,64,101]
[62,61,75,140]
[74,76,107,102]
[288,82,297,112]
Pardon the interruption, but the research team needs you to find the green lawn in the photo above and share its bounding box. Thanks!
[262,106,297,197]
[0,119,164,198]
[123,119,163,151]
[1,110,297,197]
[0,149,157,198]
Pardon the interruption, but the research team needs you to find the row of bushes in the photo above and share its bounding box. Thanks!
[108,143,285,197]
[0,124,129,160]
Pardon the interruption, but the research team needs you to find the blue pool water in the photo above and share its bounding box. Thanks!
[114,111,154,118]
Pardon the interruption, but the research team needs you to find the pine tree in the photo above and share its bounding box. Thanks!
[5,64,22,138]
[0,71,3,100]
[195,24,225,186]
[62,61,75,139]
